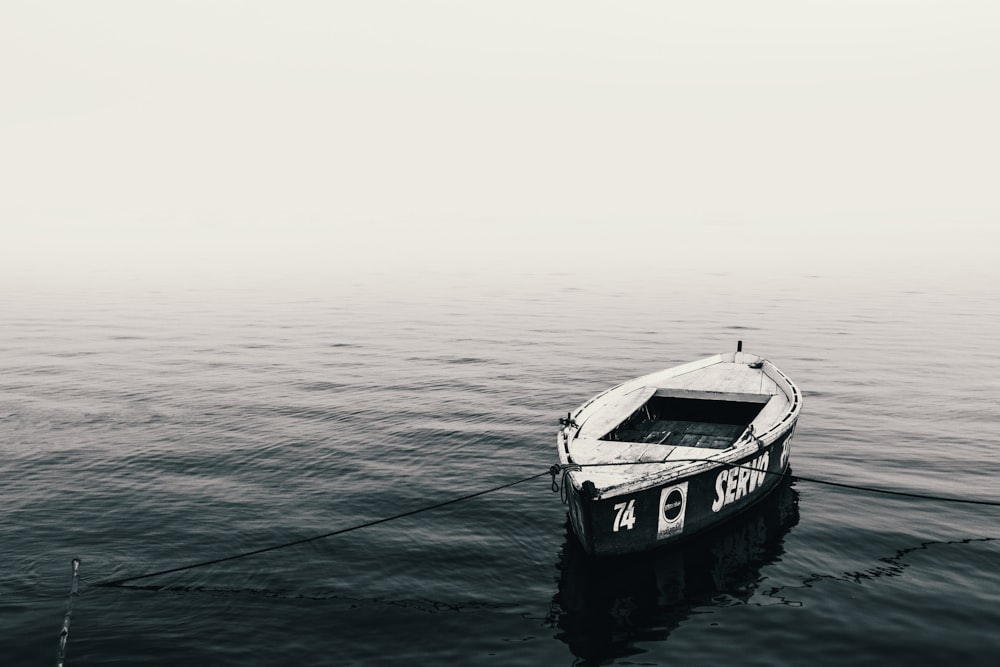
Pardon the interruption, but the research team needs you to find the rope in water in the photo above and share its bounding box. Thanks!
[96,460,1000,589]
[57,558,80,667]
[96,469,551,588]
[785,470,1000,506]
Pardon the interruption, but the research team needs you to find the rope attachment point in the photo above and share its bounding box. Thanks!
[549,463,582,503]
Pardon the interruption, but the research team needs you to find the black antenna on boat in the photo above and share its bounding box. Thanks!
[737,340,743,352]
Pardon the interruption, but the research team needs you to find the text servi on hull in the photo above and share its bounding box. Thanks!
[556,344,801,556]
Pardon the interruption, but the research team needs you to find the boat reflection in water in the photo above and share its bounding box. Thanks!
[549,474,800,665]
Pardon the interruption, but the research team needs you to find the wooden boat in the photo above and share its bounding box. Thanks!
[556,343,801,556]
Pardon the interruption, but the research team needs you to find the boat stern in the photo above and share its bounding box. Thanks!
[563,425,796,556]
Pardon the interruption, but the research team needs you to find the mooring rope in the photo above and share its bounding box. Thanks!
[550,463,581,504]
[785,470,1000,506]
[95,459,1000,591]
[56,558,80,667]
[96,470,550,588]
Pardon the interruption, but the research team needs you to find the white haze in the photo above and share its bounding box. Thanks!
[2,1,998,286]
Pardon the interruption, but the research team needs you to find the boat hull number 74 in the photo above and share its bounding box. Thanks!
[612,499,636,531]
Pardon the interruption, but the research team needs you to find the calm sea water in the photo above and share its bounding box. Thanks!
[3,270,999,666]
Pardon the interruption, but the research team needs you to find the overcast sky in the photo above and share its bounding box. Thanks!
[2,1,997,283]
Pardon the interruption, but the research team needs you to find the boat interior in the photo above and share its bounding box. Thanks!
[599,389,771,449]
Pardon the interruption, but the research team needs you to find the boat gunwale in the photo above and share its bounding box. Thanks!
[558,353,802,498]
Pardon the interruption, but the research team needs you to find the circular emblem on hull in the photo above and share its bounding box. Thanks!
[657,482,688,538]
[662,489,684,522]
